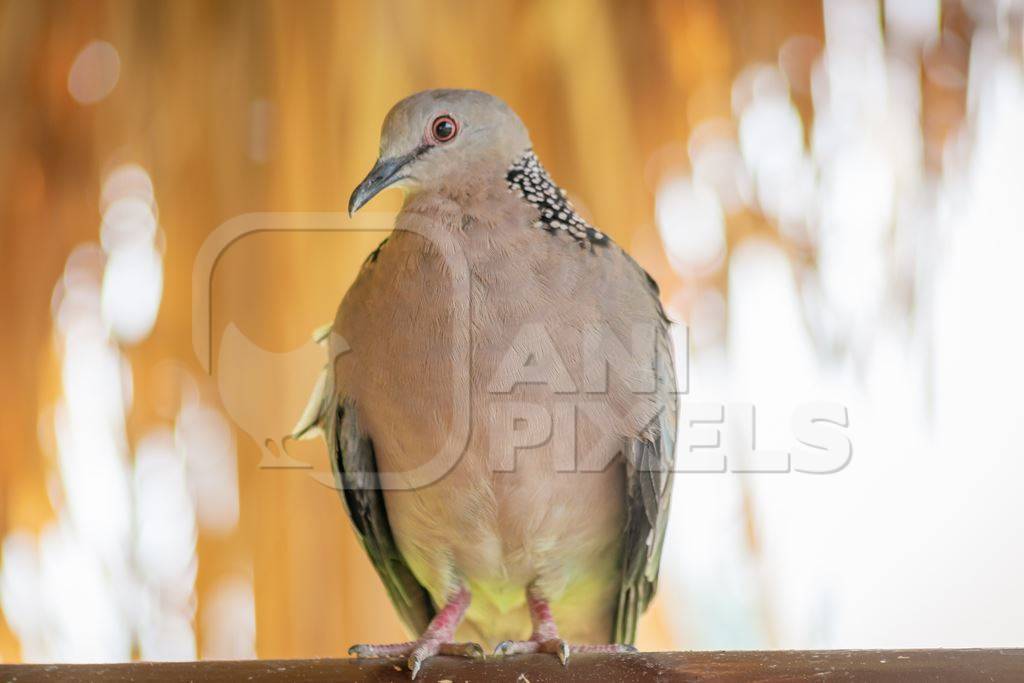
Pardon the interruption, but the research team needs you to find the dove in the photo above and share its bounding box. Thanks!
[294,89,676,678]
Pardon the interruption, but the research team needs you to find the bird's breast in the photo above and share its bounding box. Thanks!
[331,205,657,641]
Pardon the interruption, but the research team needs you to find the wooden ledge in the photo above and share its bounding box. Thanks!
[2,649,1023,681]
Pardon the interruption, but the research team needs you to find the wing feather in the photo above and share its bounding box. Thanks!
[612,281,677,645]
[293,357,435,636]
[328,399,436,635]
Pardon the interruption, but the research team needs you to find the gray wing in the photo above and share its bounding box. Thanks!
[612,267,678,644]
[327,399,435,635]
[292,353,435,636]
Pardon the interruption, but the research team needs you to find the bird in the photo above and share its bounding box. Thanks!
[293,89,676,678]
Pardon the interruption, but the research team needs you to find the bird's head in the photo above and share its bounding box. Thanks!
[348,89,531,215]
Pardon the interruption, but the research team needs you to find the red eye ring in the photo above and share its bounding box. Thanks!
[431,115,458,143]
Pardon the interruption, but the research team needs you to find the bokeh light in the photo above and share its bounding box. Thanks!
[67,41,120,105]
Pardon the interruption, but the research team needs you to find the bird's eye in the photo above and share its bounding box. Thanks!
[431,115,458,143]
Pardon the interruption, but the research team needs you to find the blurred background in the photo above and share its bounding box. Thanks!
[2,0,1024,664]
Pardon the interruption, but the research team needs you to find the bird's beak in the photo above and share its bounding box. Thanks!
[348,154,413,216]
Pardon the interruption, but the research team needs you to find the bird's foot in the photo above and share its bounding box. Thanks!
[494,637,570,664]
[493,638,636,666]
[348,639,484,679]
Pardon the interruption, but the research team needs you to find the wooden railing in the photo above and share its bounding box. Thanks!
[2,649,1023,681]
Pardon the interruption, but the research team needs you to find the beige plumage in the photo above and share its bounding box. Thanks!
[294,89,676,677]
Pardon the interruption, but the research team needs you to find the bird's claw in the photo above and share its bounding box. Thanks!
[493,637,570,664]
[349,639,484,679]
[407,653,422,680]
[556,639,570,666]
[408,641,482,679]
[493,638,637,666]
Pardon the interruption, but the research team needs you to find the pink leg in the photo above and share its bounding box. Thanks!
[527,588,560,641]
[494,584,637,666]
[348,586,482,679]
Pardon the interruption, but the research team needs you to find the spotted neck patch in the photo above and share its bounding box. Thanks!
[506,151,608,247]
